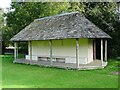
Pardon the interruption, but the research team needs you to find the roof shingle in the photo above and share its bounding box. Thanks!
[10,12,111,41]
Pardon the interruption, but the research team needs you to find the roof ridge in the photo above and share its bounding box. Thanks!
[34,11,79,21]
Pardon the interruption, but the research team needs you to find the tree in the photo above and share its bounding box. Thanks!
[0,8,4,28]
[0,8,4,54]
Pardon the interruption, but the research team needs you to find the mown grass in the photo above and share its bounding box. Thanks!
[1,55,119,88]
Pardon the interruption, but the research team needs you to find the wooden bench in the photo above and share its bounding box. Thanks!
[38,56,65,63]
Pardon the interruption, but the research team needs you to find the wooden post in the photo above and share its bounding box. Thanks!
[14,42,17,61]
[29,41,32,62]
[76,38,79,68]
[93,40,96,60]
[49,40,53,65]
[16,43,18,59]
[101,39,103,66]
[105,40,107,62]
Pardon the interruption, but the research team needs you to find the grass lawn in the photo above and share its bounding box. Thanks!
[1,55,119,88]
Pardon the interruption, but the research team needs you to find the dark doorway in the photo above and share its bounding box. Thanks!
[96,39,101,60]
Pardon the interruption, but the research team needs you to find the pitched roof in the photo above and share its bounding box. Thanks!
[10,12,111,41]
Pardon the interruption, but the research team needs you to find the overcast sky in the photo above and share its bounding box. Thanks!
[0,0,11,8]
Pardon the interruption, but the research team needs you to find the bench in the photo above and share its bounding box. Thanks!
[26,55,87,64]
[38,56,65,63]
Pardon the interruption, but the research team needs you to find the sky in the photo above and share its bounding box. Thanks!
[0,0,11,8]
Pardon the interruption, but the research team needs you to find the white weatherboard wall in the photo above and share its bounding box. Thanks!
[26,40,50,60]
[52,39,76,63]
[78,39,88,64]
[52,39,76,57]
[26,39,93,64]
[88,39,94,63]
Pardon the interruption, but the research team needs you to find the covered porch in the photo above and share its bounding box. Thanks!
[13,38,108,70]
[13,58,107,70]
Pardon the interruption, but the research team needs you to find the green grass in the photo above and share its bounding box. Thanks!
[1,55,119,88]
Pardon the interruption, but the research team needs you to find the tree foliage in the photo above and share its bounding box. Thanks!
[0,8,4,54]
[3,2,120,57]
[83,2,120,57]
[0,8,4,29]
